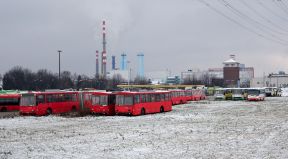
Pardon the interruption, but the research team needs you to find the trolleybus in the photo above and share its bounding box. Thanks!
[0,94,21,112]
[247,88,265,101]
[115,91,172,116]
[90,92,116,115]
[20,91,79,116]
[170,90,187,105]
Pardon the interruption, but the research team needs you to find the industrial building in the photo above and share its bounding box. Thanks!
[223,55,240,87]
[107,53,144,82]
[251,72,288,88]
[180,55,254,87]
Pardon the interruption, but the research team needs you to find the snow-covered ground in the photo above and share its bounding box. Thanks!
[1,97,288,159]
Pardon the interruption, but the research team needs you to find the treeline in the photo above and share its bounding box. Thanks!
[182,73,224,87]
[1,66,149,91]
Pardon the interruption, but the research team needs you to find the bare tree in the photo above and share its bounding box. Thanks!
[3,66,36,90]
[133,76,150,85]
[106,74,125,90]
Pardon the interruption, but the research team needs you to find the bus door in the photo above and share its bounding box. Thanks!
[35,94,45,113]
[108,94,116,114]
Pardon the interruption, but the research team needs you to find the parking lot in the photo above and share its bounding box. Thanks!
[1,97,288,159]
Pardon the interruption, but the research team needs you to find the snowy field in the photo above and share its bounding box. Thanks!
[1,97,288,159]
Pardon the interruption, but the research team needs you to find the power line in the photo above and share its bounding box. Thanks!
[257,0,288,22]
[272,0,288,16]
[219,0,288,38]
[217,0,288,44]
[240,0,288,33]
[198,0,288,45]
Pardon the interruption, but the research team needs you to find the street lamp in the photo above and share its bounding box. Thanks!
[127,61,131,90]
[58,50,62,89]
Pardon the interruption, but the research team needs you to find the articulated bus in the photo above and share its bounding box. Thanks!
[20,91,79,116]
[90,92,116,115]
[170,90,187,105]
[115,91,172,116]
[0,94,21,112]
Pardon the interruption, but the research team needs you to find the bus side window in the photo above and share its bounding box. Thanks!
[141,94,146,103]
[134,95,140,104]
[72,94,77,102]
[151,94,156,102]
[147,94,151,102]
[59,94,65,102]
[36,95,45,105]
[160,94,165,101]
[46,94,53,103]
[155,94,160,102]
[64,94,72,102]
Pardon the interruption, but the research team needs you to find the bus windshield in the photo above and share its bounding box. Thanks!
[20,94,36,106]
[0,97,19,106]
[215,90,224,95]
[232,89,242,94]
[116,95,133,106]
[248,90,260,95]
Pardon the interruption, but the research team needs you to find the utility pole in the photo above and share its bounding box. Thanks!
[58,50,62,89]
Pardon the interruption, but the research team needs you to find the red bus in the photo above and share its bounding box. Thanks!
[20,91,79,116]
[90,92,116,115]
[0,94,20,112]
[79,91,94,113]
[191,89,206,101]
[170,90,187,105]
[185,90,193,101]
[115,91,172,116]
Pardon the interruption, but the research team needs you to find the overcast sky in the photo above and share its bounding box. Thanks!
[1,0,288,77]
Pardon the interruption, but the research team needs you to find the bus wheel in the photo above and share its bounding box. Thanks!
[1,107,7,112]
[46,108,52,116]
[160,106,164,113]
[141,108,146,115]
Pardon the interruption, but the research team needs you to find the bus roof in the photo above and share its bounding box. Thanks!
[91,91,115,95]
[0,94,21,98]
[22,91,78,95]
[117,91,170,95]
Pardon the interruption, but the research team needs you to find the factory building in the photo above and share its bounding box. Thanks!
[223,55,240,87]
[251,72,288,88]
[181,55,254,87]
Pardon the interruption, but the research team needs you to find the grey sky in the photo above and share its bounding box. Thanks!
[0,0,288,77]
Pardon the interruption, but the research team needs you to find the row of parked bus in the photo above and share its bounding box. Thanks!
[214,88,266,101]
[0,89,206,116]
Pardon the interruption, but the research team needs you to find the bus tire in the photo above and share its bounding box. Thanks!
[141,108,145,115]
[160,106,164,113]
[46,108,52,116]
[1,107,7,112]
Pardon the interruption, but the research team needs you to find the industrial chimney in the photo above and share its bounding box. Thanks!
[96,50,99,78]
[137,53,144,78]
[101,20,107,78]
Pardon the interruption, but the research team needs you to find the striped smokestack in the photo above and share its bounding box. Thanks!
[101,20,107,78]
[96,50,99,78]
